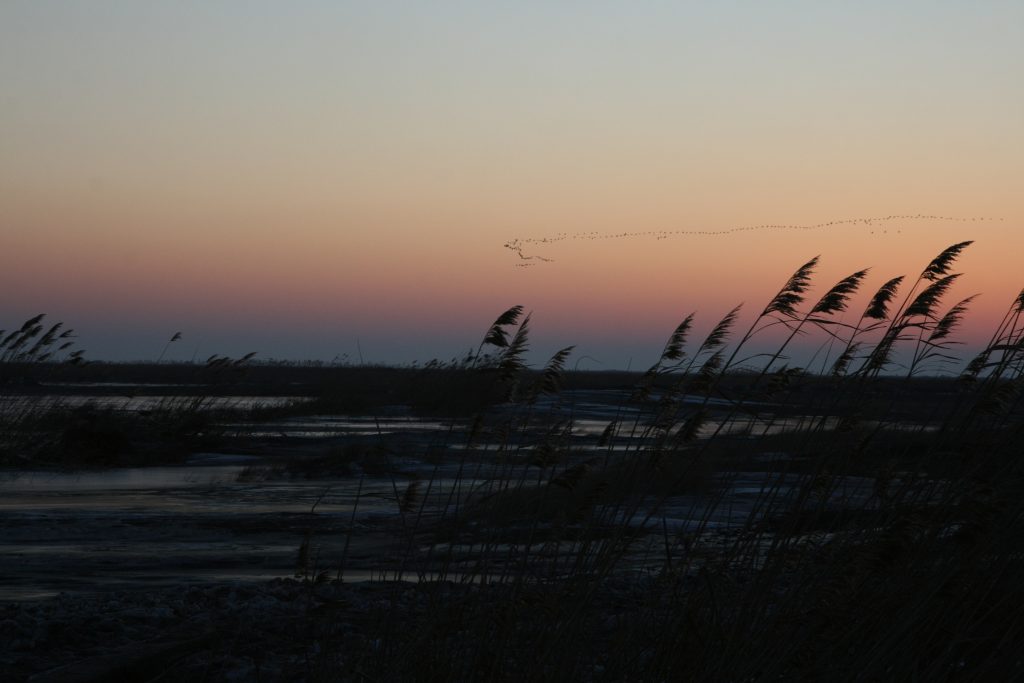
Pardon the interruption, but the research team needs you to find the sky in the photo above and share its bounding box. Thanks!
[2,2,1023,370]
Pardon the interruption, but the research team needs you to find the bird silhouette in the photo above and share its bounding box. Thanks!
[505,214,1000,266]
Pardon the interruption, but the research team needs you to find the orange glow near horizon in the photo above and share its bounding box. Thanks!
[2,3,1023,366]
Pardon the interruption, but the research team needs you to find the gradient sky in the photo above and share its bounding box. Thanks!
[2,2,1022,370]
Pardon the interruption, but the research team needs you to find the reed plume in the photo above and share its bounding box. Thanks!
[811,269,869,316]
[661,314,695,362]
[921,240,973,281]
[762,256,819,319]
[864,276,905,321]
[482,305,524,349]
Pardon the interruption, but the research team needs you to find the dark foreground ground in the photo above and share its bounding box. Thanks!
[2,363,1023,681]
[3,577,643,682]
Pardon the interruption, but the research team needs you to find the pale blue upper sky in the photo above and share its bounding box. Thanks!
[2,2,1022,367]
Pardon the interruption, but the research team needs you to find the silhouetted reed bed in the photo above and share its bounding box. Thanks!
[3,242,1024,680]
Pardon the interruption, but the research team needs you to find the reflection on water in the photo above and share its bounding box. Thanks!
[0,466,245,493]
[0,394,308,415]
[232,416,453,438]
[0,398,901,601]
[0,463,384,600]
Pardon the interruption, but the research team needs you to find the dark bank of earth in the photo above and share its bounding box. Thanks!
[3,577,644,682]
[2,363,1022,681]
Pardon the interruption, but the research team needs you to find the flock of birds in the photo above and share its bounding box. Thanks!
[503,214,1003,266]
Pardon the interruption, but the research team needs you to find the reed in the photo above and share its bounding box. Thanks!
[3,244,1023,681]
[311,242,1022,681]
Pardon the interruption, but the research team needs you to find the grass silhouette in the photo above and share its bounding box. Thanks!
[2,241,1023,680]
